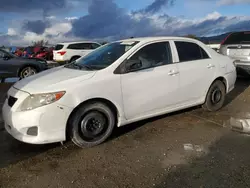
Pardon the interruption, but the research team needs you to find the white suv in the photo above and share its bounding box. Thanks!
[3,37,236,148]
[53,41,101,63]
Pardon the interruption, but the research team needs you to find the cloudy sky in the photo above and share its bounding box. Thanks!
[1,0,250,46]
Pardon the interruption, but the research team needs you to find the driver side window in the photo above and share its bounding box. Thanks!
[127,42,172,72]
[0,51,6,58]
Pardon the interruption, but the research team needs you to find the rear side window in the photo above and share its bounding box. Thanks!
[67,43,97,50]
[223,32,250,45]
[175,41,209,62]
[67,43,82,50]
[55,44,64,50]
[91,43,101,49]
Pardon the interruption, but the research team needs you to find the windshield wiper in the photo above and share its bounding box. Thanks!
[81,64,95,70]
[65,63,95,70]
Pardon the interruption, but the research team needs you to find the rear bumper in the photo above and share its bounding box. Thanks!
[233,60,250,75]
[225,70,236,93]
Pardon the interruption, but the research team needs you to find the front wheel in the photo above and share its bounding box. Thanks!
[202,80,226,111]
[19,66,37,79]
[69,102,115,148]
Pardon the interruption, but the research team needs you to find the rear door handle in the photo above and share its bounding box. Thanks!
[207,64,215,69]
[168,70,179,76]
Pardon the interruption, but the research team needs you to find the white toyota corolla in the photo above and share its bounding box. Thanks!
[2,37,236,148]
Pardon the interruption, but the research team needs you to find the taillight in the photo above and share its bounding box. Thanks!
[221,33,231,45]
[233,60,237,67]
[57,51,66,56]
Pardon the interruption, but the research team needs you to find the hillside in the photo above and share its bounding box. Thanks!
[199,32,231,44]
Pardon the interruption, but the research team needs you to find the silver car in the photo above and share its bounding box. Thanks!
[219,31,250,74]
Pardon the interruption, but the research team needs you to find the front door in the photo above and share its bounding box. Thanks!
[120,41,180,120]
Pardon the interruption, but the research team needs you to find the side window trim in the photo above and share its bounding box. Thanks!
[117,41,174,74]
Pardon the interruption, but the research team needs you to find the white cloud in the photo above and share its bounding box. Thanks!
[3,10,250,46]
[46,16,56,20]
[65,17,78,21]
[7,28,17,36]
[217,0,250,5]
[205,11,222,20]
[45,22,72,35]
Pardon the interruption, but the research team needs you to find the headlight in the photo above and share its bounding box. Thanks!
[19,91,65,111]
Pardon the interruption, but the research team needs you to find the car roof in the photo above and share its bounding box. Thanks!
[119,36,200,43]
[56,41,100,45]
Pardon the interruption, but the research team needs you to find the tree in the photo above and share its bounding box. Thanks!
[184,34,199,40]
[32,39,49,47]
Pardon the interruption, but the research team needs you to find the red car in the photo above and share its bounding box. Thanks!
[35,47,54,60]
[15,48,24,57]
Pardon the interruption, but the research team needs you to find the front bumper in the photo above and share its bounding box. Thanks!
[2,87,73,144]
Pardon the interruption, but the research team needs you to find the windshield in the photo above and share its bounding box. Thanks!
[224,32,250,45]
[0,49,16,58]
[65,41,139,70]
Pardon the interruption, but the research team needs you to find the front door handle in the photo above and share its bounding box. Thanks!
[207,64,215,69]
[168,70,179,76]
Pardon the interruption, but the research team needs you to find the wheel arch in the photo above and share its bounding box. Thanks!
[213,76,227,91]
[70,55,81,62]
[203,76,227,102]
[66,97,120,140]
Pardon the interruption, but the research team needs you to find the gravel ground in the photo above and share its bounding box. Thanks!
[1,78,250,188]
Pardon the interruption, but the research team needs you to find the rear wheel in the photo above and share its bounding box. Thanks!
[19,66,37,79]
[202,80,226,111]
[69,102,115,148]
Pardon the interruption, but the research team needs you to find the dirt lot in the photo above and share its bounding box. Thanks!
[1,79,250,188]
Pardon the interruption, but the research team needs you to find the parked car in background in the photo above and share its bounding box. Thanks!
[207,44,220,52]
[0,48,48,79]
[2,37,236,148]
[34,47,54,61]
[15,48,24,57]
[23,46,35,58]
[10,46,17,54]
[53,41,101,63]
[219,31,250,74]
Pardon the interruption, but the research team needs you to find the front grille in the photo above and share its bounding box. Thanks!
[8,96,17,107]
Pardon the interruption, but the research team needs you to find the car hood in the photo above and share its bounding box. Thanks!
[13,66,96,93]
[14,57,45,63]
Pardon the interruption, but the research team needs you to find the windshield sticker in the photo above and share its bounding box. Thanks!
[120,41,136,45]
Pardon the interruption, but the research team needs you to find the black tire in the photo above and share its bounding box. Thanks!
[69,102,115,148]
[69,56,80,63]
[202,80,226,112]
[19,66,37,79]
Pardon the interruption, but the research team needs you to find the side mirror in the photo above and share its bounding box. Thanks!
[125,59,142,72]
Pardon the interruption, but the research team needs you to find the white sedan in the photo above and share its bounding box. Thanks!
[2,37,236,148]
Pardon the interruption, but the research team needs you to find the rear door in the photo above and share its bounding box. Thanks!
[174,41,216,104]
[78,43,96,57]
